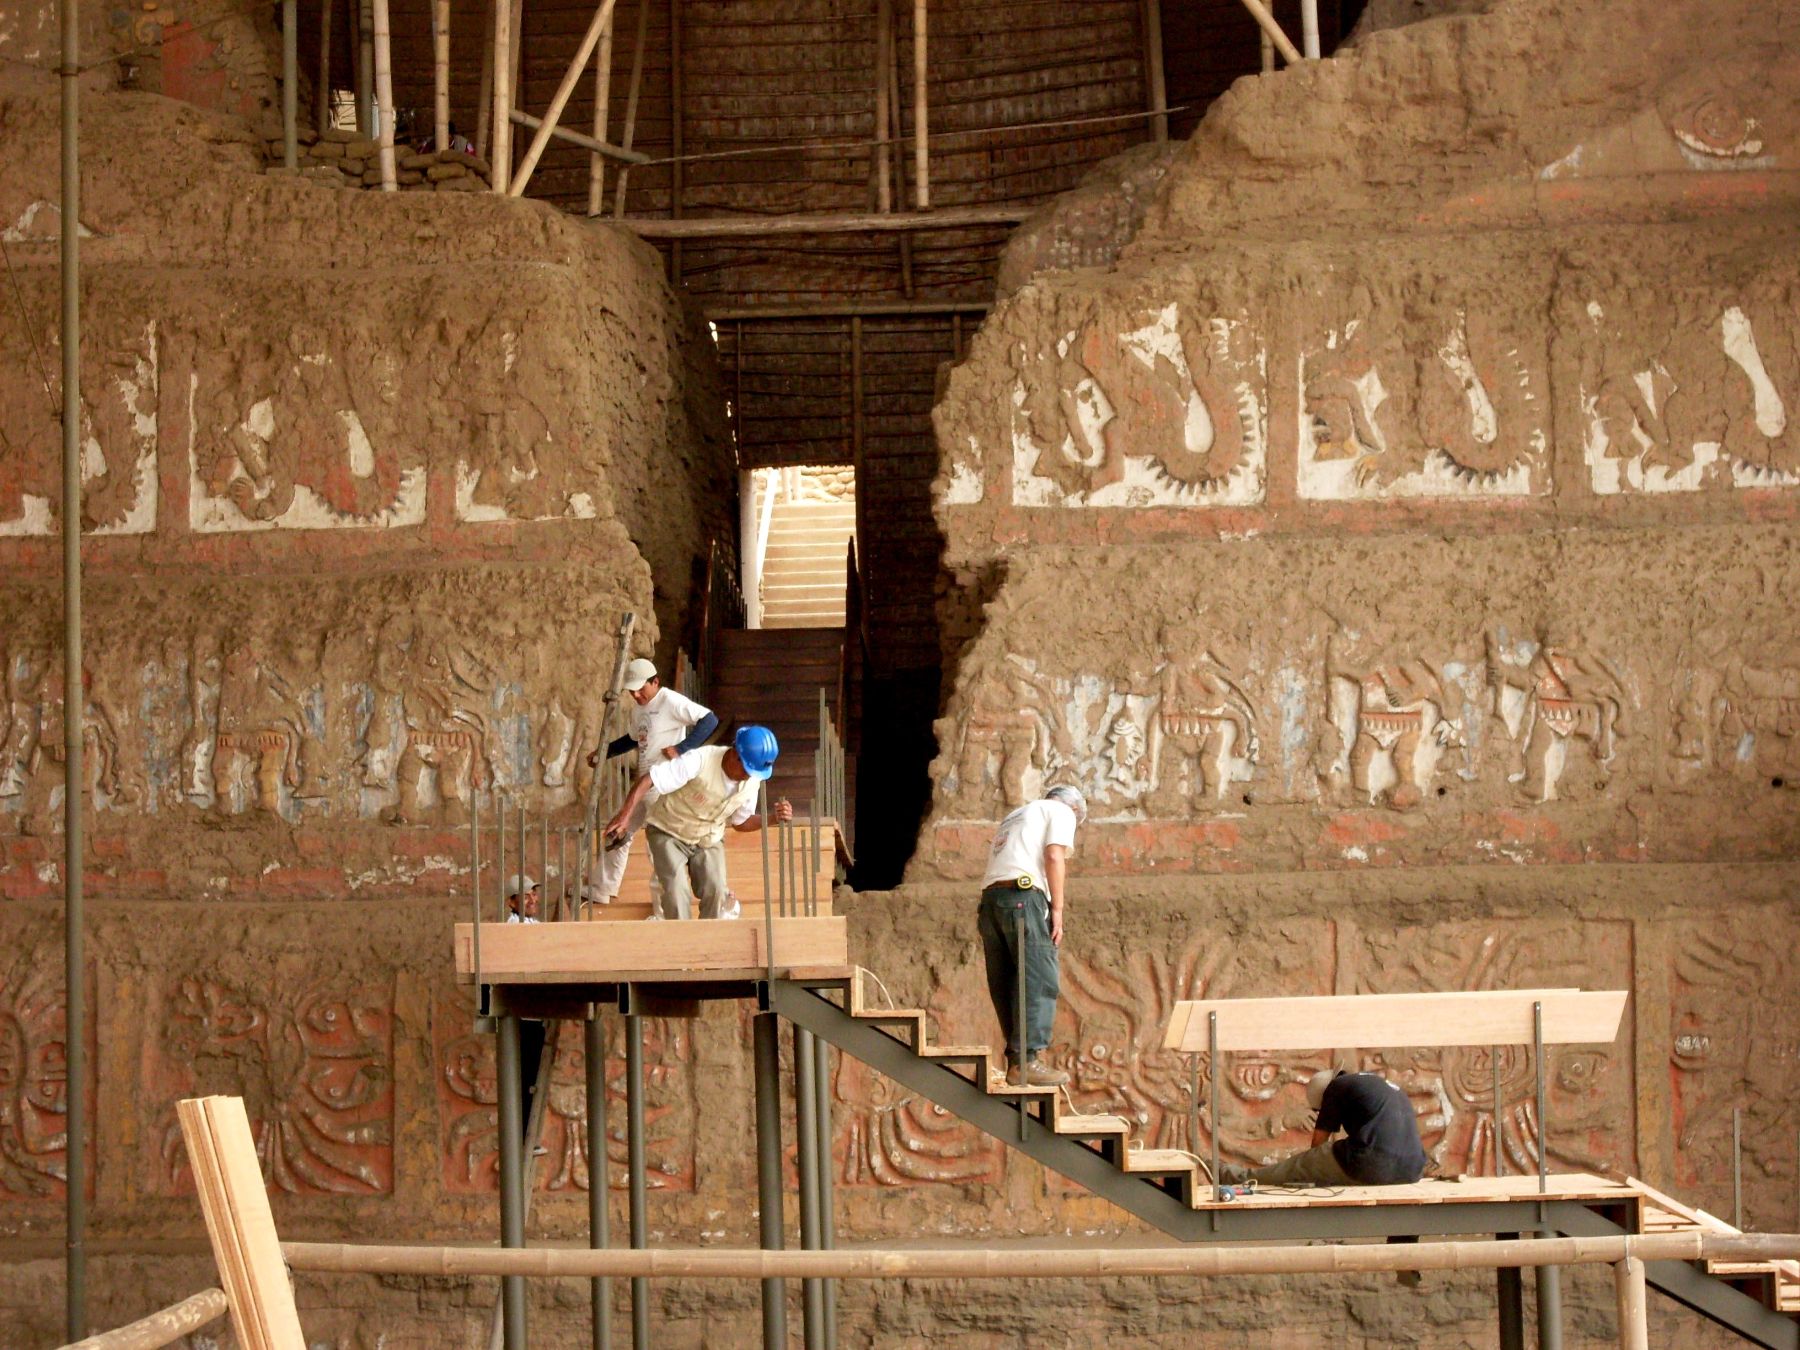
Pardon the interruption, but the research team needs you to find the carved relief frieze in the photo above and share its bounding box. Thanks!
[0,946,88,1200]
[1486,624,1632,803]
[1314,620,1468,810]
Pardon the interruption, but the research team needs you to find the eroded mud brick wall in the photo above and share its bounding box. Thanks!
[887,0,1800,1325]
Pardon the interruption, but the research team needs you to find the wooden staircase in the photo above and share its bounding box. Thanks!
[1635,1177,1800,1314]
[759,495,856,628]
[708,627,846,814]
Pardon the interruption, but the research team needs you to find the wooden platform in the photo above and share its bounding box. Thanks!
[455,917,850,984]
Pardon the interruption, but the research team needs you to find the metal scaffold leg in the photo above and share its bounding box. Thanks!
[795,1025,824,1349]
[1496,1238,1525,1350]
[587,1008,612,1350]
[814,1032,838,1350]
[1536,1261,1563,1349]
[497,1013,527,1349]
[753,1010,788,1350]
[626,1008,649,1350]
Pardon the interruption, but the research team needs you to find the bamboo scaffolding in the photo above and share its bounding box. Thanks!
[708,300,990,320]
[618,205,1028,238]
[315,0,332,133]
[358,0,374,135]
[609,0,651,216]
[1238,0,1302,64]
[431,0,450,151]
[281,1230,1800,1280]
[911,0,928,209]
[489,0,514,189]
[587,3,616,212]
[1142,0,1166,141]
[669,0,685,282]
[509,0,622,197]
[371,0,396,189]
[872,0,891,212]
[63,1289,228,1350]
[511,110,645,162]
[475,0,493,155]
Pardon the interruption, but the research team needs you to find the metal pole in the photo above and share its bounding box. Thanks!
[1497,1252,1525,1350]
[626,1008,649,1349]
[1536,1264,1563,1350]
[541,814,550,919]
[1734,1107,1744,1230]
[1187,1055,1198,1157]
[813,1033,837,1350]
[472,794,483,998]
[586,1008,612,1350]
[808,798,819,917]
[496,794,507,921]
[760,784,774,981]
[1014,911,1027,1141]
[497,1013,527,1349]
[794,1026,823,1349]
[752,1012,788,1349]
[316,0,333,134]
[558,827,568,922]
[282,0,299,167]
[59,0,85,1332]
[668,0,684,283]
[1533,1001,1547,1194]
[1493,1046,1503,1176]
[1208,1012,1221,1209]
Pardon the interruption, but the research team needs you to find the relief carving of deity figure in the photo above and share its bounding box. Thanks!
[209,635,325,818]
[1316,626,1464,811]
[363,617,495,824]
[949,651,1071,818]
[1142,624,1257,815]
[1487,622,1629,802]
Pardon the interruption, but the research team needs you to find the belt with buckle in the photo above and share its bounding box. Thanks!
[1015,875,1035,890]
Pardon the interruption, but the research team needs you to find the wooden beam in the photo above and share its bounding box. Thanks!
[615,205,1029,239]
[431,0,450,152]
[911,0,928,209]
[177,1097,306,1349]
[453,916,850,983]
[1163,990,1628,1054]
[708,300,990,320]
[1238,0,1303,65]
[872,0,892,212]
[509,0,622,197]
[371,0,396,189]
[609,0,650,217]
[510,109,645,163]
[63,1288,229,1350]
[1143,0,1167,141]
[587,3,616,213]
[489,0,513,189]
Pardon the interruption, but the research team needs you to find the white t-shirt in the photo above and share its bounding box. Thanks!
[632,688,712,768]
[647,745,760,845]
[981,798,1077,891]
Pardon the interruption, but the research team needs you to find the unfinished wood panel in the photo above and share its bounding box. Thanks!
[1163,990,1629,1053]
[454,915,850,981]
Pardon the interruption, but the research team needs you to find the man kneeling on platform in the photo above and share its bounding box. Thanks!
[1219,1069,1427,1188]
[604,724,792,920]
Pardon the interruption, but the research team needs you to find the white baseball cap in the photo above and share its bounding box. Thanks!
[505,874,538,897]
[621,658,658,692]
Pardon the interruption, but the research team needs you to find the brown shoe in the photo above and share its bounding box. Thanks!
[1006,1054,1071,1087]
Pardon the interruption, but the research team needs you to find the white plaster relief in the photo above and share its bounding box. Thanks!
[453,461,608,523]
[941,462,984,505]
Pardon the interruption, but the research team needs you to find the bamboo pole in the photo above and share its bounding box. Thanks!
[708,300,989,319]
[1614,1257,1648,1350]
[349,0,366,132]
[610,0,650,217]
[1300,0,1320,58]
[357,0,374,134]
[1238,0,1302,64]
[509,0,622,197]
[668,0,684,283]
[63,1289,229,1350]
[1142,0,1167,141]
[587,2,616,213]
[432,0,450,151]
[281,0,297,167]
[1260,26,1273,72]
[886,1,912,295]
[490,0,514,190]
[510,110,645,162]
[872,0,891,212]
[282,1230,1800,1280]
[371,0,396,188]
[910,0,928,209]
[618,205,1028,238]
[475,0,493,156]
[315,0,332,133]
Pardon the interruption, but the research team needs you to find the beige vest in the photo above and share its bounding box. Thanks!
[647,746,759,847]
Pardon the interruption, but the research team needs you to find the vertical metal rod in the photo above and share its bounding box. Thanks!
[540,814,550,919]
[497,1013,527,1349]
[760,784,774,981]
[558,827,568,922]
[1492,1046,1503,1176]
[496,794,507,921]
[1497,1255,1525,1350]
[59,0,84,1332]
[813,1032,837,1350]
[282,0,299,166]
[316,0,333,134]
[1533,1001,1547,1194]
[1733,1107,1744,1229]
[808,797,819,917]
[472,794,484,997]
[519,802,529,895]
[794,1025,823,1349]
[626,1008,649,1350]
[1014,910,1027,1142]
[1187,1054,1199,1157]
[1208,1011,1221,1212]
[586,1009,612,1350]
[1536,1265,1563,1350]
[752,1012,787,1349]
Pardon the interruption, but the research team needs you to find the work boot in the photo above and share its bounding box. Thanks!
[1006,1054,1070,1087]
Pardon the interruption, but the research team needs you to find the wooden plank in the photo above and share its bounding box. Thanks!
[1162,990,1628,1053]
[177,1097,305,1349]
[588,899,836,921]
[1186,1172,1635,1212]
[455,916,848,982]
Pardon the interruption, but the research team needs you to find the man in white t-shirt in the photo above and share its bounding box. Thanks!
[978,785,1085,1087]
[604,724,793,919]
[585,658,719,903]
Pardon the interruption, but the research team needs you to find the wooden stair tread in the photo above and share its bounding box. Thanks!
[918,1044,992,1060]
[1055,1113,1131,1136]
[1121,1148,1198,1174]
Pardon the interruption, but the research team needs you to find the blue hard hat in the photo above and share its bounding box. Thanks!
[733,724,779,780]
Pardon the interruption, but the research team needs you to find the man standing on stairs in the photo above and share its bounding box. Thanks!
[585,658,719,904]
[604,724,793,919]
[979,784,1086,1087]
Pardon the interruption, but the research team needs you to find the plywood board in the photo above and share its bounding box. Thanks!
[1162,990,1627,1053]
[455,916,849,983]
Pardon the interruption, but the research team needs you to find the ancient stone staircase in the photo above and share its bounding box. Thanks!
[768,967,1800,1348]
[758,494,855,628]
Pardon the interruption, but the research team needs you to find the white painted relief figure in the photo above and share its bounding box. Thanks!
[1487,623,1630,802]
[1315,625,1465,811]
[362,617,497,825]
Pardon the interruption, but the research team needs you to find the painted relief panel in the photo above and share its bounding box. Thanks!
[1355,922,1634,1179]
[434,994,695,1194]
[1009,298,1267,508]
[1297,286,1549,500]
[1670,914,1800,1225]
[0,318,159,536]
[1669,631,1800,785]
[144,974,394,1196]
[1580,278,1800,493]
[0,944,91,1201]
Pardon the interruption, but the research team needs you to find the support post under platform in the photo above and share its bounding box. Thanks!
[795,1025,824,1348]
[1496,1235,1525,1350]
[497,1013,527,1349]
[814,1031,838,1350]
[1536,1261,1563,1350]
[626,1007,649,1349]
[754,1011,788,1349]
[587,1007,612,1350]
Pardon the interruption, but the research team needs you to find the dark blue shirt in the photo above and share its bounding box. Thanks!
[1317,1073,1427,1185]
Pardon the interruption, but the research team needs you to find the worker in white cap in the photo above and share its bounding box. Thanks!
[978,783,1086,1087]
[504,874,540,923]
[1219,1068,1426,1188]
[585,658,718,904]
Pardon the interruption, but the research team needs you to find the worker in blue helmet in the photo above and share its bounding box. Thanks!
[604,724,792,919]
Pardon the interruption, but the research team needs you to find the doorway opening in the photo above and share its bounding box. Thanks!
[742,465,857,630]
